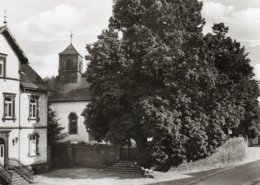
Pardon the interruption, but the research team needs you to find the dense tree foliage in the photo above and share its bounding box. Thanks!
[82,0,260,170]
[205,23,260,140]
[47,108,67,146]
[44,76,60,93]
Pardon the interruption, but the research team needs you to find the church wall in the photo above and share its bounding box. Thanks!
[49,101,90,142]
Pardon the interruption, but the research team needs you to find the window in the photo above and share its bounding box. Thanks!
[29,99,37,118]
[0,59,4,77]
[0,56,6,77]
[3,93,16,120]
[28,95,39,120]
[29,134,39,156]
[69,113,78,134]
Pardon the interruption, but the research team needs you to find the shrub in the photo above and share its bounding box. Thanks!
[172,137,247,172]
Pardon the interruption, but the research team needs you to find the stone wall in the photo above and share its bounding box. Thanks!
[51,143,120,169]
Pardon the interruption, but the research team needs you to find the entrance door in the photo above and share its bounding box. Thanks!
[0,143,4,166]
[120,147,137,161]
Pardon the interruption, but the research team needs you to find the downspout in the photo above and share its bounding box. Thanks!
[18,61,26,164]
[19,88,25,164]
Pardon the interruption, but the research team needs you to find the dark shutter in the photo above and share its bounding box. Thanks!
[12,97,15,118]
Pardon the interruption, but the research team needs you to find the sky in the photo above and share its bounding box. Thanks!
[0,0,260,80]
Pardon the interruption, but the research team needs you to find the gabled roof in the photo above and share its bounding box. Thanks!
[20,64,48,92]
[0,26,46,92]
[59,43,82,57]
[0,26,28,64]
[49,87,91,102]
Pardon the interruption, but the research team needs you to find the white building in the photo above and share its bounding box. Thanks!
[49,43,91,143]
[0,25,48,175]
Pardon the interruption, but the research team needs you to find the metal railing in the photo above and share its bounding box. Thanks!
[0,163,12,184]
[8,158,34,183]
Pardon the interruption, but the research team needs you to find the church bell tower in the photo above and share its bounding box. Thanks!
[58,38,83,84]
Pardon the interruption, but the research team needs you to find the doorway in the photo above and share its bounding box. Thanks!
[120,139,138,161]
[0,139,5,166]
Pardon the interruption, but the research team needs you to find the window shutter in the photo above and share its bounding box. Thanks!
[12,97,15,118]
[4,57,6,78]
[36,135,39,154]
[37,99,39,119]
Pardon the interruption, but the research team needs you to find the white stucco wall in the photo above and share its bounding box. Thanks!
[6,128,48,166]
[20,92,48,127]
[0,80,20,127]
[8,129,19,160]
[19,128,47,165]
[19,91,48,165]
[0,34,20,79]
[0,32,48,167]
[49,101,90,142]
[0,34,20,128]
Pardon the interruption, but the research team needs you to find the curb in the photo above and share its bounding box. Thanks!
[185,159,260,185]
[185,166,235,185]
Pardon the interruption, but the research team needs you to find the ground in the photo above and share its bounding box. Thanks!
[194,160,260,185]
[34,146,260,185]
[34,168,189,185]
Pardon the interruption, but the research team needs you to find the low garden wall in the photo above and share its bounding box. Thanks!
[51,143,120,169]
[172,137,247,172]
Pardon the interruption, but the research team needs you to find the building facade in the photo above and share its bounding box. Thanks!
[0,25,48,171]
[49,43,91,143]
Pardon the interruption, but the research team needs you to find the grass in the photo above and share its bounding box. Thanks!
[172,137,247,172]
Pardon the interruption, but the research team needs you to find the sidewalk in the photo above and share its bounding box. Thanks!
[148,146,260,185]
[34,147,260,185]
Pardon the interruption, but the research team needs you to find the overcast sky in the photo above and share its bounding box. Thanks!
[0,0,260,80]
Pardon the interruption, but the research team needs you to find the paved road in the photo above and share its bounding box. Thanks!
[194,160,260,185]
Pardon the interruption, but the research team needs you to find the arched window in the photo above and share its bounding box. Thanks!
[69,113,78,134]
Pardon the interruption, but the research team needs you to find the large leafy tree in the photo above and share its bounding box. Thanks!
[82,0,259,169]
[205,23,260,140]
[47,108,67,146]
[44,76,60,93]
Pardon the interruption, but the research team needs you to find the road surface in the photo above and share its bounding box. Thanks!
[194,160,260,185]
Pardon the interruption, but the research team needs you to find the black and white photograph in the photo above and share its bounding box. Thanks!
[1,0,260,184]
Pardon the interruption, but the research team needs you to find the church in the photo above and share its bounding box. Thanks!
[49,42,92,143]
[0,24,48,183]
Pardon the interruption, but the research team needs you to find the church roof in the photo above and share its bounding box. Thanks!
[0,26,29,64]
[20,64,48,92]
[49,87,91,102]
[59,43,82,57]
